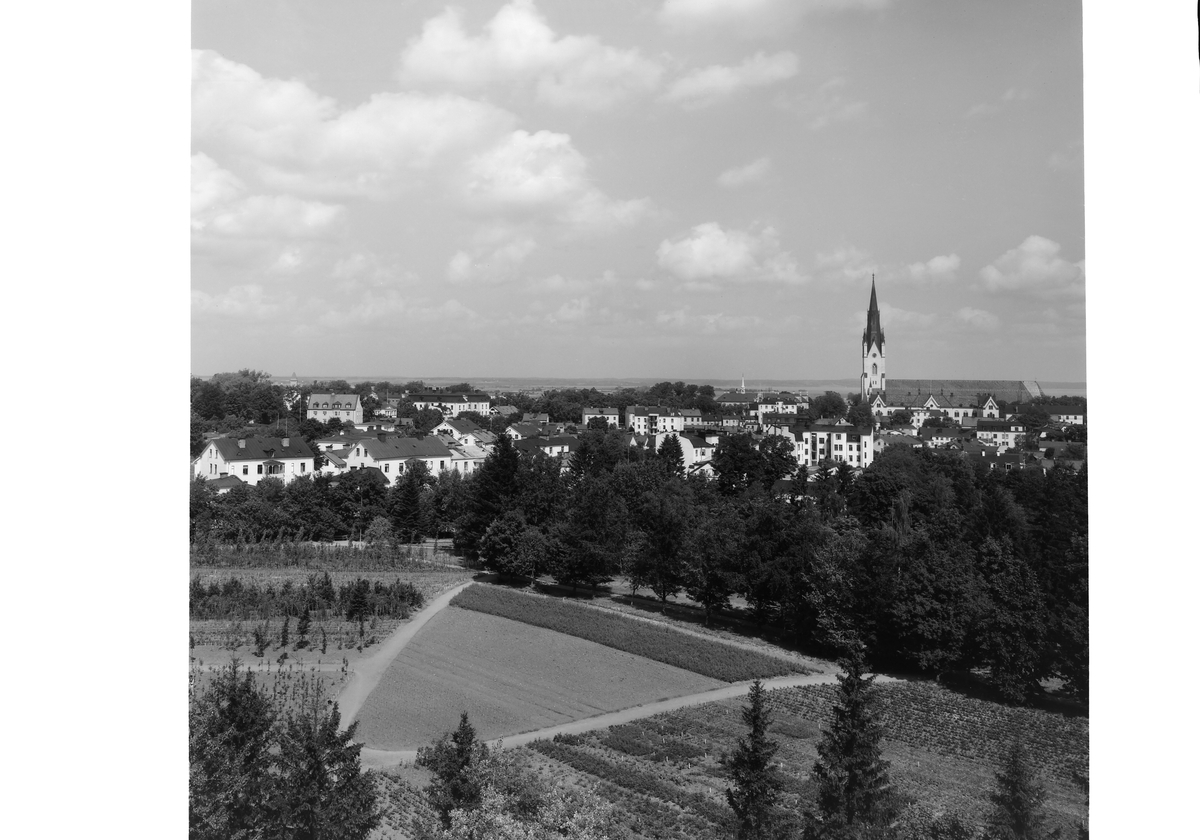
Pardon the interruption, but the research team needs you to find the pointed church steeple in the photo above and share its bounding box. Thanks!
[861,276,886,400]
[863,275,884,349]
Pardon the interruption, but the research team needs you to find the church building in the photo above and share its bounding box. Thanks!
[858,281,1042,415]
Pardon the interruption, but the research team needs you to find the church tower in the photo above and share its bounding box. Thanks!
[861,277,885,400]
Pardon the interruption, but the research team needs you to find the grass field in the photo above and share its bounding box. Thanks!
[370,678,1087,839]
[452,584,804,682]
[354,606,724,750]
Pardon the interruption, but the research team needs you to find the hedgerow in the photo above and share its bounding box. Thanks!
[190,573,424,621]
[451,584,800,682]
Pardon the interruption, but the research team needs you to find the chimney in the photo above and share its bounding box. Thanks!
[377,432,387,442]
[281,437,290,448]
[238,439,245,449]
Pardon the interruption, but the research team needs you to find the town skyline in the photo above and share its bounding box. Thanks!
[192,0,1085,381]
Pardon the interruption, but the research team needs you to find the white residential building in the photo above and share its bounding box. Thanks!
[193,436,316,486]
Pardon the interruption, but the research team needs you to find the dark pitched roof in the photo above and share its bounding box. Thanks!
[886,379,1036,404]
[213,436,315,461]
[308,393,360,409]
[207,475,245,490]
[359,436,453,460]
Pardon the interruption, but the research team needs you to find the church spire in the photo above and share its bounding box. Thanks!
[863,274,884,348]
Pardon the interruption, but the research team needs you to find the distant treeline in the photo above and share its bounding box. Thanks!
[192,428,1087,705]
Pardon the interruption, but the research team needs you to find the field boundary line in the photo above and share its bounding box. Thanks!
[338,581,473,730]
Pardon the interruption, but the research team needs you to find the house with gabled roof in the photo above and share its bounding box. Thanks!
[342,434,456,478]
[407,391,491,418]
[306,393,363,425]
[504,422,543,441]
[582,406,620,428]
[625,405,684,435]
[976,419,1026,453]
[194,435,316,486]
[768,421,875,470]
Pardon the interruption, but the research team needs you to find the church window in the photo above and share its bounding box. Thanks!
[872,363,878,376]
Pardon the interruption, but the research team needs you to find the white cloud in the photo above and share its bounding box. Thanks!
[664,52,798,109]
[658,0,890,34]
[192,154,345,241]
[814,246,878,282]
[979,235,1085,297]
[193,49,516,198]
[955,306,1000,331]
[528,269,621,293]
[547,297,592,323]
[657,222,803,286]
[397,1,662,110]
[904,253,960,284]
[461,129,650,234]
[717,157,772,188]
[445,231,538,284]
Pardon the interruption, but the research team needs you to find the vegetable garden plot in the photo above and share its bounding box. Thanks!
[452,584,803,682]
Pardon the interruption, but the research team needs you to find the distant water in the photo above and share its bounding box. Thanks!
[270,375,1084,397]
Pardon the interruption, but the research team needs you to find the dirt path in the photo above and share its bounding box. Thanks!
[337,581,473,730]
[358,671,900,770]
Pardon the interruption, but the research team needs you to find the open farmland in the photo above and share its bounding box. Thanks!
[371,678,1087,839]
[355,606,724,750]
[452,584,805,682]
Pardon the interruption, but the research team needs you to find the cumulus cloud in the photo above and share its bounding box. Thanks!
[814,246,878,283]
[657,222,803,287]
[979,235,1085,297]
[192,153,345,244]
[904,253,960,284]
[658,0,890,35]
[461,129,650,234]
[955,306,1000,331]
[193,49,516,198]
[717,157,771,188]
[664,52,798,109]
[446,234,538,285]
[397,1,662,110]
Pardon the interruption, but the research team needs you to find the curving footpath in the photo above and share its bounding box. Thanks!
[337,581,474,731]
[342,579,898,771]
[357,670,899,770]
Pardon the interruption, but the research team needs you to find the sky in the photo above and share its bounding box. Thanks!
[191,0,1085,382]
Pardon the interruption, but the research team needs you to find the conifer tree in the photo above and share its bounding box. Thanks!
[803,649,896,839]
[280,614,290,648]
[723,679,784,839]
[658,433,685,477]
[296,606,311,649]
[984,740,1056,840]
[189,660,277,840]
[416,712,490,828]
[273,699,379,840]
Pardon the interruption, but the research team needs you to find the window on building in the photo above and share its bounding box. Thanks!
[243,465,248,475]
[384,464,389,472]
[301,463,306,473]
[257,465,263,474]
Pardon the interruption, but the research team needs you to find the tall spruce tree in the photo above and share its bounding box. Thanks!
[416,712,490,828]
[723,680,784,839]
[984,740,1056,840]
[189,660,277,840]
[803,649,896,840]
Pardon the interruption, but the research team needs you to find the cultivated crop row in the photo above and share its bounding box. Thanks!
[531,737,736,834]
[767,681,1088,780]
[451,584,800,682]
[373,773,436,839]
[190,573,424,622]
[191,541,450,571]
